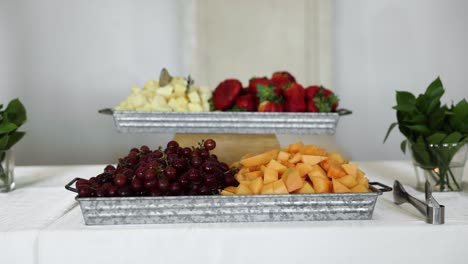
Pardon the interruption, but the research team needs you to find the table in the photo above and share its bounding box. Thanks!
[1,162,467,264]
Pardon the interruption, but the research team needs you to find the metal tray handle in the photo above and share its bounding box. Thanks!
[337,108,352,116]
[369,182,392,192]
[65,177,81,193]
[98,108,114,115]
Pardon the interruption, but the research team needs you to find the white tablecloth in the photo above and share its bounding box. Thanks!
[1,162,467,264]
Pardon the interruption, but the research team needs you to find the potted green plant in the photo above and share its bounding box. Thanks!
[384,78,468,191]
[0,98,27,192]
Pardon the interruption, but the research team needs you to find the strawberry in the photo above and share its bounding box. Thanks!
[248,77,270,95]
[305,85,339,112]
[232,94,256,111]
[257,84,284,112]
[258,101,284,112]
[213,79,242,110]
[307,100,319,112]
[305,85,321,99]
[283,83,306,112]
[271,71,296,90]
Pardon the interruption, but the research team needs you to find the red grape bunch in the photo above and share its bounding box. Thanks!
[75,139,239,197]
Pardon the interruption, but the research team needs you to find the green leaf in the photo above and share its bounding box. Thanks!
[443,132,462,144]
[0,104,3,110]
[428,107,446,131]
[5,98,27,126]
[400,139,407,154]
[424,77,444,100]
[426,132,447,144]
[0,134,8,150]
[383,122,398,143]
[396,91,416,105]
[395,91,416,112]
[392,105,415,112]
[407,124,431,134]
[4,131,25,150]
[411,136,431,166]
[426,98,441,114]
[0,120,17,134]
[404,113,426,124]
[449,99,468,131]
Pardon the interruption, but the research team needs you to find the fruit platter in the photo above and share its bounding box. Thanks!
[99,69,351,134]
[65,139,391,225]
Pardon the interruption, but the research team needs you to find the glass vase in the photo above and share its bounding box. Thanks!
[409,142,467,192]
[0,149,15,192]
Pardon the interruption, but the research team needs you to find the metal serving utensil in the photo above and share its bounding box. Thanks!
[393,180,445,225]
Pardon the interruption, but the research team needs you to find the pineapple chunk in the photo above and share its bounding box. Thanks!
[188,91,201,103]
[188,103,203,112]
[156,85,174,98]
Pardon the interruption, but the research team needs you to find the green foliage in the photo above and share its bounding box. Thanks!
[0,99,27,151]
[384,77,467,191]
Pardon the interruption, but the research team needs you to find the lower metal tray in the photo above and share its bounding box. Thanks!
[65,179,391,225]
[99,108,352,134]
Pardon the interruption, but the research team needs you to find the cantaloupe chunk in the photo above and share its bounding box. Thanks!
[272,180,289,194]
[328,153,346,164]
[299,145,328,156]
[301,155,328,166]
[238,180,251,186]
[282,169,304,192]
[337,174,358,188]
[240,149,279,167]
[239,167,250,174]
[288,141,304,153]
[327,164,347,179]
[277,151,291,161]
[358,177,369,188]
[288,153,302,164]
[234,173,247,183]
[224,186,237,193]
[236,184,253,195]
[220,190,235,195]
[261,182,275,194]
[342,163,358,176]
[357,169,365,178]
[350,184,370,193]
[245,170,263,180]
[296,163,313,177]
[310,177,332,193]
[266,159,287,174]
[281,161,296,168]
[248,166,261,172]
[319,159,333,171]
[307,165,328,180]
[263,167,279,184]
[332,178,351,193]
[249,177,263,194]
[293,181,315,194]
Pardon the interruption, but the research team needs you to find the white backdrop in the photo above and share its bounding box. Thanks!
[333,0,468,161]
[1,0,467,165]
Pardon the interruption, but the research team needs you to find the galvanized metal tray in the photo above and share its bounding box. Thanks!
[99,108,352,134]
[65,179,391,225]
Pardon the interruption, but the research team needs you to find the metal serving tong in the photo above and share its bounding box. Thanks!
[393,180,445,225]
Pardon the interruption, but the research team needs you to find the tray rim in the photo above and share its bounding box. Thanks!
[74,185,383,202]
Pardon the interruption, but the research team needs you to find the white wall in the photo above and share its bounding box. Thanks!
[2,0,467,164]
[333,0,468,161]
[2,0,183,165]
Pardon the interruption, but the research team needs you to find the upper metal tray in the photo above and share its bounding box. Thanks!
[99,108,352,134]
